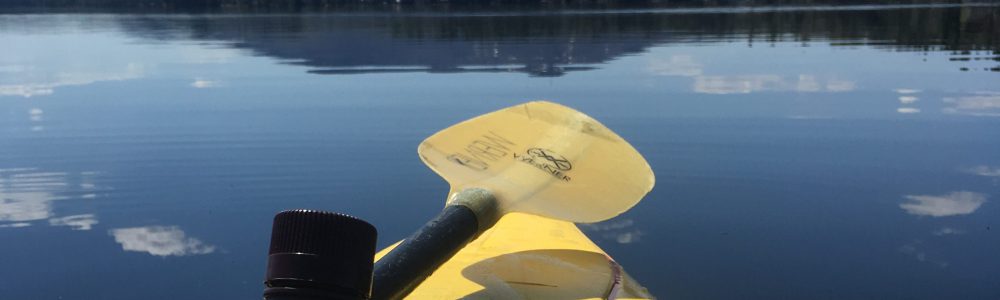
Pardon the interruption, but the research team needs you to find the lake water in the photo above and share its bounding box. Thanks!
[2,4,999,299]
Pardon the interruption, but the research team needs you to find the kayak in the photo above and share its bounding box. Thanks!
[374,212,654,299]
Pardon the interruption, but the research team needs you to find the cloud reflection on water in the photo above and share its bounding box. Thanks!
[692,74,855,94]
[942,92,1000,117]
[0,222,32,228]
[49,214,99,230]
[647,55,703,77]
[190,79,220,88]
[965,165,1000,177]
[579,218,643,244]
[898,96,919,104]
[0,30,243,99]
[899,239,949,268]
[1,183,62,224]
[931,227,964,236]
[647,55,856,94]
[109,226,216,257]
[894,89,923,114]
[899,191,988,217]
[2,169,215,256]
[0,168,101,229]
[0,63,145,98]
[28,108,44,121]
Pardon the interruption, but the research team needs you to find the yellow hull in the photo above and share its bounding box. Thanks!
[375,213,654,299]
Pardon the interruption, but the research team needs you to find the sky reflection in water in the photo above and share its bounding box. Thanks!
[1,5,999,299]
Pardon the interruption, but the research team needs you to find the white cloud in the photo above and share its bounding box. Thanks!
[900,191,988,217]
[898,96,918,104]
[110,226,216,257]
[897,107,920,114]
[49,214,98,230]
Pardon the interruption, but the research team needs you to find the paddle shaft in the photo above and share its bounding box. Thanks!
[372,189,499,300]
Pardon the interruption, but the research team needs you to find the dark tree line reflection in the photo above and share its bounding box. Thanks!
[118,5,999,76]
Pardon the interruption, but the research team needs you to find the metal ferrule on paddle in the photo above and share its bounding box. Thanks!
[371,188,500,300]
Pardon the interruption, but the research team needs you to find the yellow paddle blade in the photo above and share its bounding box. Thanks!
[418,101,654,223]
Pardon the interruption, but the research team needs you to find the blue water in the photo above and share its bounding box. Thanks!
[2,5,999,299]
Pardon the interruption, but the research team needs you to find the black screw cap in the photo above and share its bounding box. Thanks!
[265,210,377,300]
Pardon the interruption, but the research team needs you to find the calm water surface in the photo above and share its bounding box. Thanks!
[2,5,1000,299]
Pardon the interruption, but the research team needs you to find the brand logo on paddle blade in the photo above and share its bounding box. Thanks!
[515,148,572,181]
[526,148,572,171]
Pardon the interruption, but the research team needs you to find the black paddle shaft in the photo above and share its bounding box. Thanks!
[371,204,482,300]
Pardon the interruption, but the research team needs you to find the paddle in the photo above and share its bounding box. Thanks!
[372,101,654,299]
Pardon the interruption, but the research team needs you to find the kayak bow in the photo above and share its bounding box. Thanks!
[375,212,654,299]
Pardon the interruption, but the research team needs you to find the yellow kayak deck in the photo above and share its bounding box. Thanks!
[375,212,654,299]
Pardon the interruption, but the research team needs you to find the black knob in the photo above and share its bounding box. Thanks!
[264,210,377,300]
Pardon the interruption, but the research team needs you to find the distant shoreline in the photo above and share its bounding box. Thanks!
[1,0,994,13]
